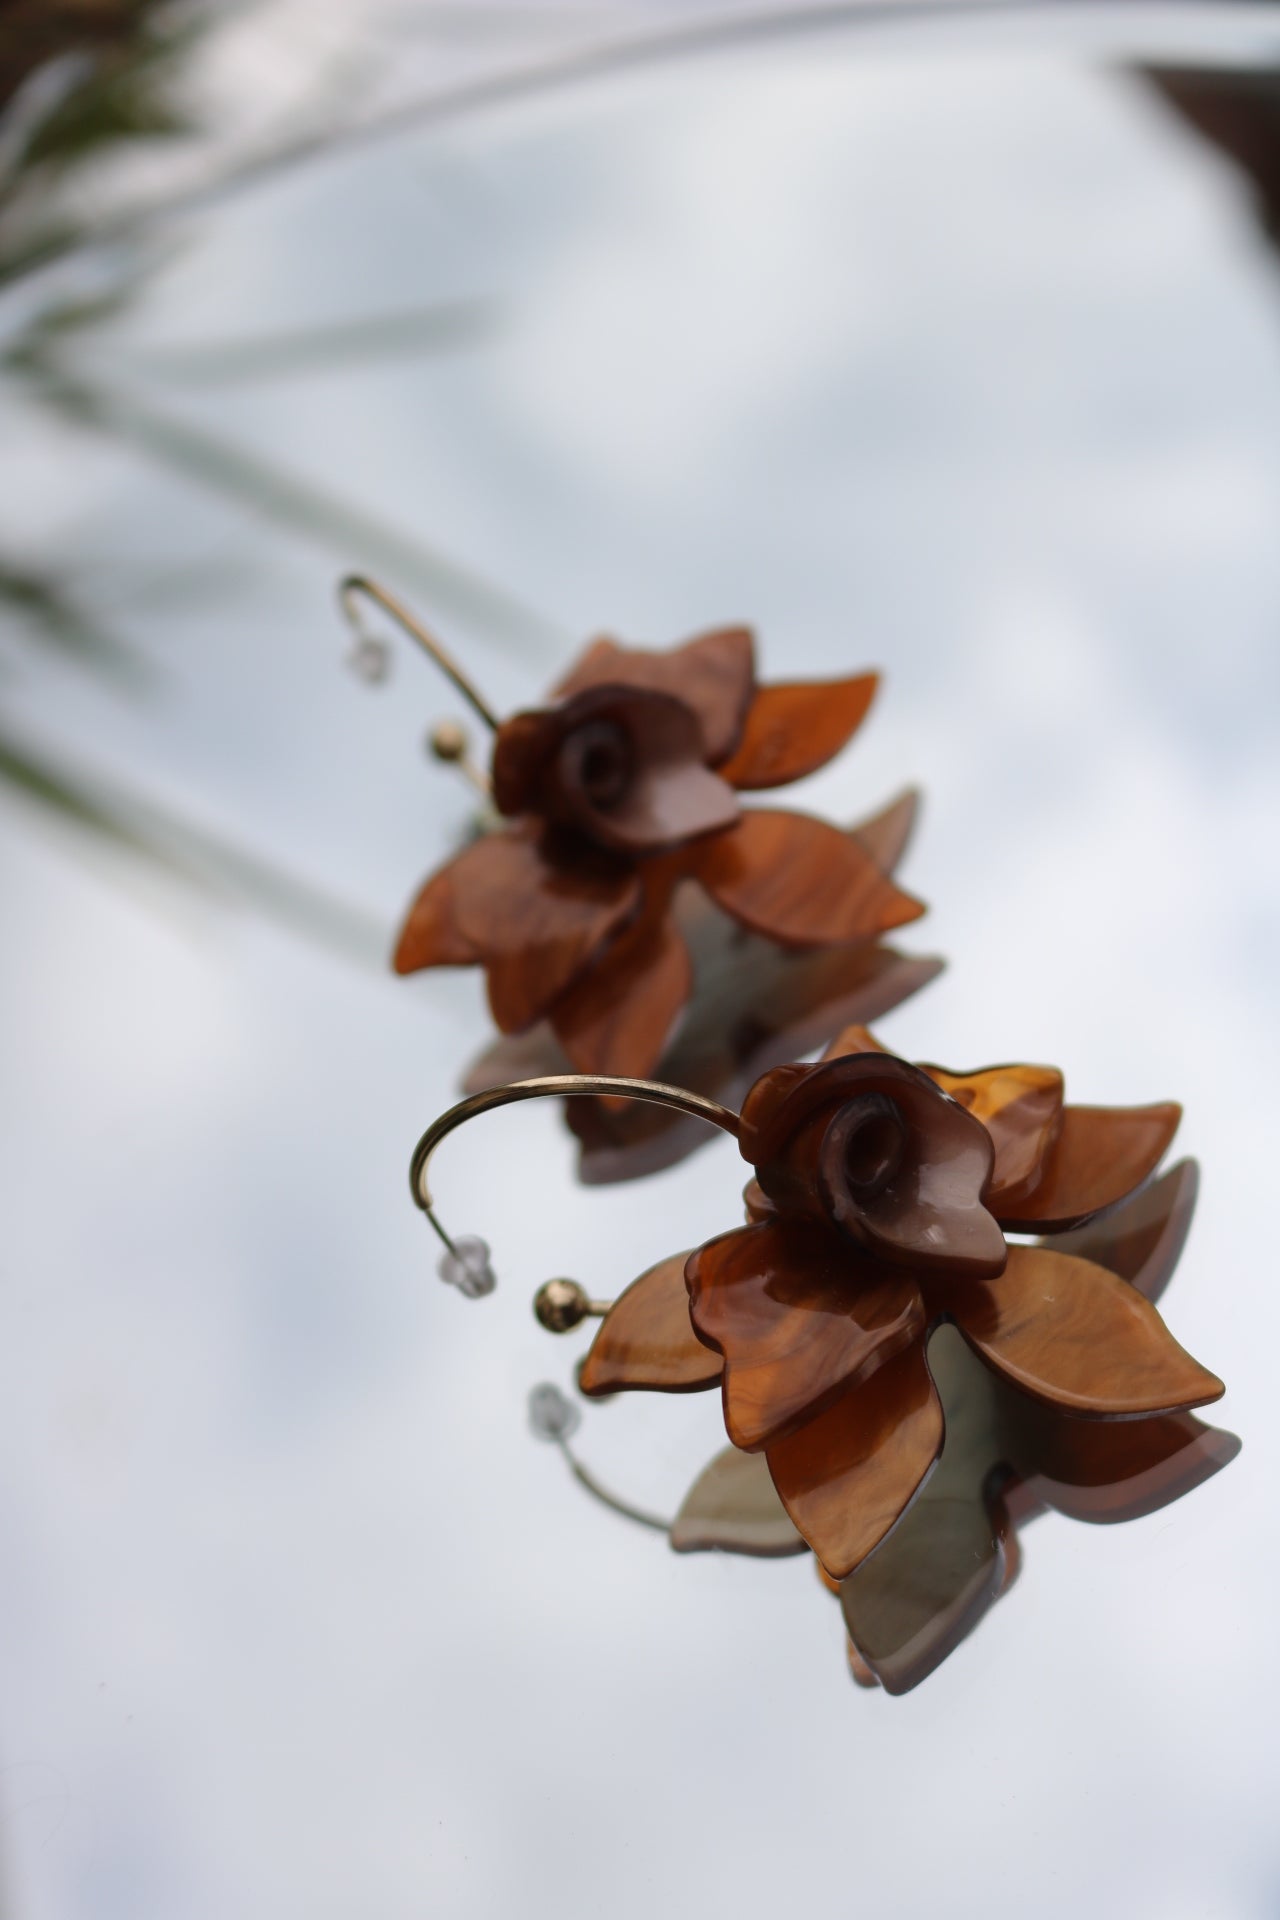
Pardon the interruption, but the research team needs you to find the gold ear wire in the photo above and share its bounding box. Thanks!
[338,574,501,731]
[408,1074,741,1294]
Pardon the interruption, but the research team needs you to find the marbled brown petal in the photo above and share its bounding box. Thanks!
[437,828,640,1033]
[686,1219,924,1451]
[392,851,485,973]
[994,1102,1181,1232]
[579,1251,720,1396]
[689,810,925,947]
[1040,1158,1198,1308]
[714,674,878,790]
[549,886,691,1082]
[764,1338,943,1579]
[944,1244,1224,1417]
[1003,1395,1240,1524]
[923,1062,1065,1210]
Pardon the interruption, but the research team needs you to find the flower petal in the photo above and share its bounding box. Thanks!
[714,673,878,789]
[835,1324,1013,1692]
[419,828,641,1033]
[849,787,920,875]
[686,1219,925,1451]
[741,1051,1007,1279]
[945,1244,1224,1417]
[993,1102,1181,1231]
[689,809,925,946]
[923,1062,1065,1209]
[1004,1394,1240,1524]
[579,1250,721,1396]
[393,853,486,973]
[553,627,756,764]
[550,895,692,1082]
[670,1447,806,1557]
[1038,1158,1198,1308]
[764,1338,943,1578]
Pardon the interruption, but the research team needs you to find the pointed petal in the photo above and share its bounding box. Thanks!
[686,1219,924,1451]
[393,854,485,973]
[690,809,925,947]
[670,1447,806,1557]
[1041,1159,1199,1307]
[550,899,691,1082]
[554,628,755,764]
[765,1339,943,1578]
[1004,1394,1240,1524]
[579,1250,720,1396]
[820,1023,890,1062]
[923,1062,1065,1210]
[714,674,878,789]
[947,1244,1224,1417]
[410,828,641,1033]
[994,1102,1181,1232]
[835,1324,1014,1693]
[849,787,920,875]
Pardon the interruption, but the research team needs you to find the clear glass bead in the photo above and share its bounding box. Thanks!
[436,1234,495,1298]
[527,1382,581,1443]
[346,635,390,684]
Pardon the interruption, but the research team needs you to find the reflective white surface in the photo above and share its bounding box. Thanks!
[1,12,1278,1917]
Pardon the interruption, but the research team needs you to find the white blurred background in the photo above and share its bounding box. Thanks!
[0,4,1277,1916]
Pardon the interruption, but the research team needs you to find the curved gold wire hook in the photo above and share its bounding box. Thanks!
[409,1074,741,1260]
[338,573,501,731]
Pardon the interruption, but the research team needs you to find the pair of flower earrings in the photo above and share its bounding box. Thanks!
[341,575,1236,1695]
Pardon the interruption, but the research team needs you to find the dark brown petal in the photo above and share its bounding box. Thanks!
[741,1052,1007,1280]
[1044,1159,1199,1307]
[1003,1394,1240,1524]
[428,828,640,1033]
[764,1338,943,1579]
[922,1062,1065,1210]
[392,853,485,974]
[849,787,920,875]
[835,1324,1013,1693]
[669,1447,806,1556]
[714,673,878,790]
[690,809,925,946]
[945,1244,1224,1417]
[994,1102,1181,1232]
[819,1023,889,1063]
[550,893,691,1082]
[494,686,740,853]
[579,1250,721,1396]
[685,1219,925,1451]
[552,627,756,764]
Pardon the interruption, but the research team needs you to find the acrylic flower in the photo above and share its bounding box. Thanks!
[578,1024,1225,1582]
[394,628,925,1081]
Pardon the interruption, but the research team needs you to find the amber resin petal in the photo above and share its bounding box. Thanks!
[579,1251,721,1396]
[764,1339,943,1579]
[670,1447,805,1556]
[1044,1158,1198,1308]
[714,674,878,790]
[425,828,641,1034]
[686,1220,924,1451]
[393,852,486,973]
[690,809,925,948]
[994,1102,1181,1232]
[550,894,692,1082]
[944,1244,1224,1418]
[553,627,756,765]
[923,1062,1065,1210]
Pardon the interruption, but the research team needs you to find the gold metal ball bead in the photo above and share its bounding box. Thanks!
[534,1278,591,1333]
[429,718,469,763]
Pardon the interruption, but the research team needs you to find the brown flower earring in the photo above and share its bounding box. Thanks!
[341,577,939,1148]
[406,1025,1233,1690]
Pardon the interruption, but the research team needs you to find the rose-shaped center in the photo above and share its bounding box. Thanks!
[821,1092,907,1209]
[557,718,634,813]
